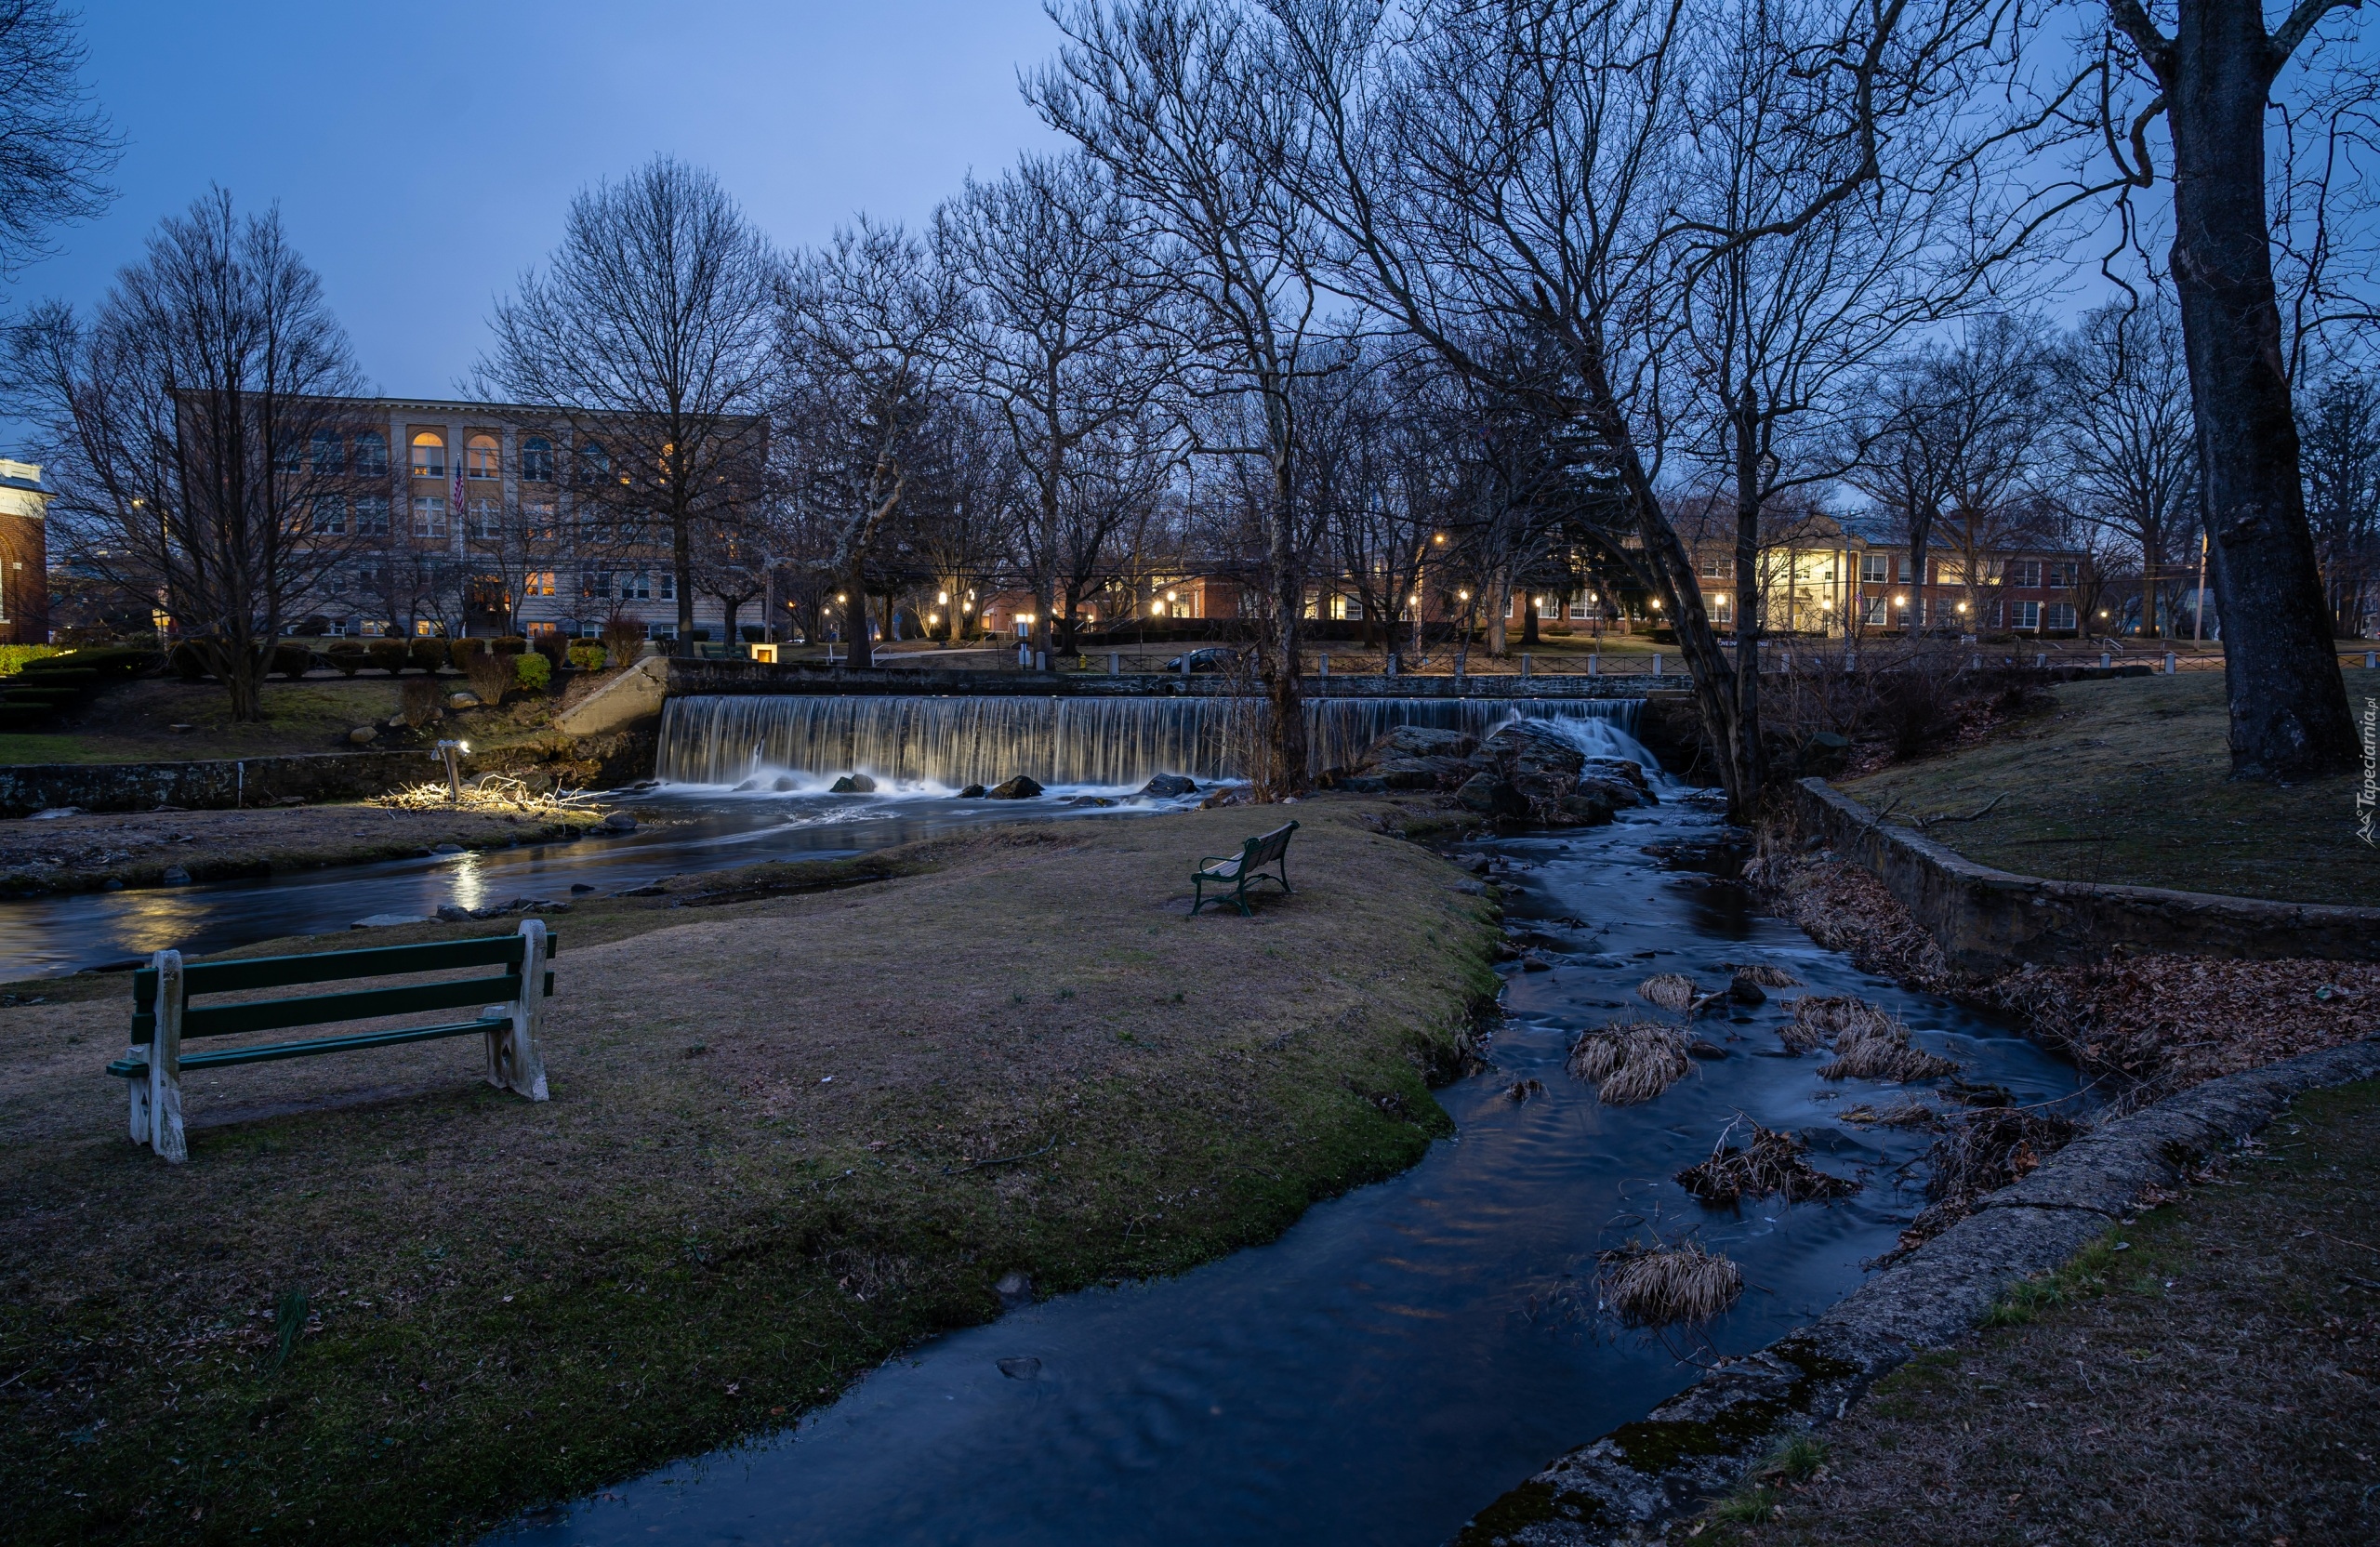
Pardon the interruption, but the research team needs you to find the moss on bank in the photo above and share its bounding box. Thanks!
[0,801,1498,1545]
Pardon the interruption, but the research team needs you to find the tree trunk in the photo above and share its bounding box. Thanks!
[2162,0,2355,776]
[1521,595,1540,647]
[846,553,872,668]
[1733,387,1769,796]
[1266,455,1308,797]
[719,598,740,641]
[672,509,694,636]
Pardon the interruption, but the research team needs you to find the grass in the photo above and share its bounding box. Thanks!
[0,800,1499,1546]
[1695,1077,2380,1545]
[1840,668,2380,907]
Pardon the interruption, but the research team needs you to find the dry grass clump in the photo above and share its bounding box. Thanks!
[1567,1022,1695,1104]
[1781,994,1961,1083]
[1675,1119,1860,1207]
[1888,1105,2085,1256]
[1840,1100,1945,1130]
[375,774,597,817]
[1779,994,1899,1051]
[1597,1238,1745,1328]
[1636,972,1703,1012]
[1723,963,1805,988]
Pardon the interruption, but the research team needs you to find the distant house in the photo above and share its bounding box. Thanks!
[0,458,50,645]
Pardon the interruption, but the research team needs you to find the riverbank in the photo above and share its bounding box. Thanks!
[0,800,1499,1546]
[1838,668,2379,908]
[0,803,610,896]
[1695,1075,2380,1545]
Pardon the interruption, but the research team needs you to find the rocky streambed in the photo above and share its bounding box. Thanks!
[1327,720,1659,828]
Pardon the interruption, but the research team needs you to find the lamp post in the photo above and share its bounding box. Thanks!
[434,739,469,804]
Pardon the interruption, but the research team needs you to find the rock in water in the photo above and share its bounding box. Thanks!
[351,913,430,929]
[958,784,987,799]
[1455,773,1529,820]
[829,773,878,794]
[600,811,637,833]
[436,904,471,922]
[771,775,799,791]
[1140,773,1198,798]
[987,775,1043,800]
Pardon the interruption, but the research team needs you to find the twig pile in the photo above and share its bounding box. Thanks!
[1889,1105,2084,1256]
[374,774,597,818]
[1567,1022,1695,1104]
[1596,1239,1745,1328]
[1675,1119,1860,1206]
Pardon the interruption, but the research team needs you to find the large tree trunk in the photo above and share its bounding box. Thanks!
[1733,388,1770,796]
[1266,455,1309,797]
[672,509,695,636]
[2162,0,2355,776]
[846,552,872,668]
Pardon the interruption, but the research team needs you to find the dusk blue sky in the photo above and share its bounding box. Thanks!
[17,1,1069,400]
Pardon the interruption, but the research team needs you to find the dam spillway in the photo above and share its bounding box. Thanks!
[654,694,1647,790]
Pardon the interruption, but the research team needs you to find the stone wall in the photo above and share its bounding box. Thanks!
[0,752,434,818]
[1794,776,2380,974]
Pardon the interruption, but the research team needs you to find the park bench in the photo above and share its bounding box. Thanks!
[1191,820,1299,917]
[107,919,556,1164]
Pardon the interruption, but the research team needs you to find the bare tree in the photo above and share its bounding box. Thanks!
[0,0,117,280]
[2299,366,2380,639]
[12,191,368,719]
[776,218,966,668]
[476,156,775,641]
[1035,0,1338,795]
[2086,0,2360,776]
[2055,294,2199,638]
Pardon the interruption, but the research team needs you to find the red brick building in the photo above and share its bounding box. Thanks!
[0,459,50,645]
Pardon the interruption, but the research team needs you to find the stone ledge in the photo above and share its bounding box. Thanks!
[1448,1036,2380,1546]
[1794,776,2380,974]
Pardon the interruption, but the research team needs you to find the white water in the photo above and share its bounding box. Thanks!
[655,694,1648,790]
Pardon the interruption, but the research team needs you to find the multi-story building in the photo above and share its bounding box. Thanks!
[0,458,49,645]
[289,397,760,642]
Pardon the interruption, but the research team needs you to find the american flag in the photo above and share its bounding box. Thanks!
[452,455,465,538]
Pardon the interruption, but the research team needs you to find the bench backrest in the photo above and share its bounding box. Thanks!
[130,932,558,1045]
[1241,821,1298,866]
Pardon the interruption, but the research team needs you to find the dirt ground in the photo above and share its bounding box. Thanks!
[1840,669,2380,907]
[0,800,1498,1546]
[0,803,604,896]
[1696,1077,2380,1546]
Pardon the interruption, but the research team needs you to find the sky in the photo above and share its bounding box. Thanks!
[13,1,1071,403]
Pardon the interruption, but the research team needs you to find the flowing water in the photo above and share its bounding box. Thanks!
[485,722,2081,1547]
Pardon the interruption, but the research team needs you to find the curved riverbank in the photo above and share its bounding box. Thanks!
[0,801,1500,1546]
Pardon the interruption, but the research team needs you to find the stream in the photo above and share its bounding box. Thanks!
[481,760,2079,1546]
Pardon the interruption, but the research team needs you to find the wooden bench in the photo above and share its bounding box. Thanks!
[108,919,557,1164]
[1191,820,1299,916]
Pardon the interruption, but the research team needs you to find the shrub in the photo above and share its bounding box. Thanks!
[46,646,160,681]
[399,676,442,726]
[466,651,512,704]
[406,639,447,674]
[513,652,551,692]
[447,638,483,671]
[326,641,367,677]
[0,644,62,676]
[270,642,315,680]
[493,635,526,656]
[367,640,408,675]
[169,641,212,681]
[602,615,644,664]
[532,635,566,669]
[566,641,607,672]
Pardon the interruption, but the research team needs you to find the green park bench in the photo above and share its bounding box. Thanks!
[1191,820,1299,917]
[108,919,557,1164]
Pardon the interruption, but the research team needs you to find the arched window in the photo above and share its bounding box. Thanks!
[411,431,446,477]
[353,431,388,476]
[520,437,554,483]
[311,431,344,474]
[466,434,499,480]
[575,440,609,483]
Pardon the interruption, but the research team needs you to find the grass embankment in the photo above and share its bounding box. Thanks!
[0,805,605,897]
[1842,668,2380,907]
[0,677,581,766]
[0,801,1498,1546]
[1698,1078,2380,1544]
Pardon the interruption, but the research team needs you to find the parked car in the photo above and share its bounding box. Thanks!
[1162,646,1250,673]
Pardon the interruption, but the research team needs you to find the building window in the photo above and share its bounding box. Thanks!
[622,572,651,600]
[311,496,348,534]
[2008,559,2043,588]
[413,496,447,538]
[411,432,446,477]
[522,499,558,540]
[1859,552,1891,585]
[311,431,344,474]
[1863,595,1889,625]
[657,570,675,601]
[526,571,557,598]
[576,440,610,485]
[467,498,500,539]
[1699,553,1729,580]
[466,434,500,480]
[1710,593,1733,626]
[2045,602,2078,631]
[521,437,555,483]
[582,570,607,599]
[273,438,304,474]
[354,495,391,536]
[354,431,389,476]
[2013,600,2041,629]
[2045,561,2079,588]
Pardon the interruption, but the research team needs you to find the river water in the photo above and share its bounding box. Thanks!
[481,753,2079,1547]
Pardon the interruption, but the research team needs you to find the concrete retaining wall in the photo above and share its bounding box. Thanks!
[0,751,436,818]
[1794,776,2380,975]
[660,659,1685,700]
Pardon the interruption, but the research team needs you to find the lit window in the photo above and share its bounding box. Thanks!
[311,496,347,535]
[413,496,447,537]
[311,432,344,474]
[523,499,557,540]
[521,438,554,483]
[467,434,500,480]
[354,432,389,476]
[526,571,556,598]
[411,432,446,477]
[354,496,391,536]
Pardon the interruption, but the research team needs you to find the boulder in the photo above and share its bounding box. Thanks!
[436,904,471,922]
[1139,773,1198,799]
[829,773,878,794]
[1581,756,1654,797]
[987,775,1043,800]
[347,725,377,746]
[600,811,638,833]
[350,913,429,929]
[1553,789,1620,826]
[771,775,799,792]
[1343,724,1485,793]
[1455,773,1530,819]
[446,692,481,710]
[958,784,987,799]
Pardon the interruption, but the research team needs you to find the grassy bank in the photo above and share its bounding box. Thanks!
[1698,1077,2380,1544]
[0,804,606,897]
[0,801,1498,1545]
[1841,668,2379,907]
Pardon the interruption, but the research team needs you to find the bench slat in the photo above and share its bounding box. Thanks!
[178,974,521,1040]
[106,1016,506,1077]
[130,958,556,1040]
[133,933,530,1004]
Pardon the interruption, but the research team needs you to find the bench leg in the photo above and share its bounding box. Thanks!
[126,1051,149,1144]
[148,949,187,1164]
[486,919,550,1102]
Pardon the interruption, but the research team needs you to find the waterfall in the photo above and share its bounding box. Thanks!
[655,694,1651,790]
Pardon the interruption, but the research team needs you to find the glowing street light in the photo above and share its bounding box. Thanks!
[835,593,847,603]
[937,590,949,604]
